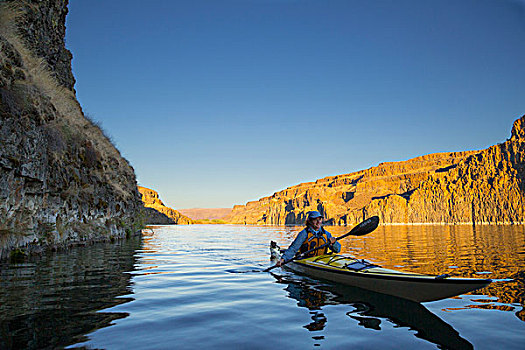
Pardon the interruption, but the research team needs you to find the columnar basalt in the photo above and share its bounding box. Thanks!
[225,116,525,225]
[0,0,144,258]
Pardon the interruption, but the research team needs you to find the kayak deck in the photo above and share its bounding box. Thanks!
[284,254,492,302]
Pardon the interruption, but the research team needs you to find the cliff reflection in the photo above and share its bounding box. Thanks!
[0,236,142,350]
[272,273,474,350]
[323,224,525,319]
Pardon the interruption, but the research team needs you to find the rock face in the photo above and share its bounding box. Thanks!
[225,116,525,225]
[11,0,75,90]
[138,186,193,225]
[0,0,143,258]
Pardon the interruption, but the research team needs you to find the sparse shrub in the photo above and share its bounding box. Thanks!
[9,248,26,263]
[0,207,33,237]
[38,222,56,244]
[84,113,117,148]
[82,140,100,168]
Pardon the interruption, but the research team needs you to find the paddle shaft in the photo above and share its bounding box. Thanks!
[264,233,342,273]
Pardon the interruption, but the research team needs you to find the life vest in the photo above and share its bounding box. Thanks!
[298,227,332,258]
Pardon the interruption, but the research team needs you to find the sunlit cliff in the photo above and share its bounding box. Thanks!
[138,186,193,225]
[225,116,525,225]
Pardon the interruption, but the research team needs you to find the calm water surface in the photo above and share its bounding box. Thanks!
[0,224,524,349]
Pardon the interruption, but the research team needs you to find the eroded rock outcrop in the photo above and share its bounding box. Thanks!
[225,116,525,225]
[0,0,143,258]
[138,186,193,225]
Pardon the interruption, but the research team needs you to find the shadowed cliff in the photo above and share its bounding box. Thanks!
[138,186,193,225]
[0,0,143,258]
[225,116,525,225]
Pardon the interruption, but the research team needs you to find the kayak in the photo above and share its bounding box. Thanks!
[281,254,491,302]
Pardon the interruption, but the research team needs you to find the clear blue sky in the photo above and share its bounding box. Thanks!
[66,0,525,209]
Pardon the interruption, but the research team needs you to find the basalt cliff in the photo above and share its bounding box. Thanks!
[138,186,193,225]
[0,0,144,259]
[225,116,525,225]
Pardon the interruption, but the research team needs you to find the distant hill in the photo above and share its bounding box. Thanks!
[138,186,193,224]
[178,208,232,220]
[224,115,525,225]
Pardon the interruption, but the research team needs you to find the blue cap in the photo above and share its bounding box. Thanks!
[307,211,323,219]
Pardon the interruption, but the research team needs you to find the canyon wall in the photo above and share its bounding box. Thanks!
[225,116,525,225]
[138,186,193,225]
[0,0,144,258]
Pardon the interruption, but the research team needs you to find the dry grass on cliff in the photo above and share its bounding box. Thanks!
[0,3,78,117]
[0,2,129,168]
[0,2,20,32]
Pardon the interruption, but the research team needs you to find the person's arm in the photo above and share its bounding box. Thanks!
[326,231,341,253]
[278,230,307,263]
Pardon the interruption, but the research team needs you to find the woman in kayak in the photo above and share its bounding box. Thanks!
[275,211,341,266]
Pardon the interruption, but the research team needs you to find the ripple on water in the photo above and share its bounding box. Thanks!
[1,224,524,350]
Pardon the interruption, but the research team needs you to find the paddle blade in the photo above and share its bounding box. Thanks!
[349,216,379,236]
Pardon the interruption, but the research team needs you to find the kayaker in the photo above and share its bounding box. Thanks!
[275,211,341,267]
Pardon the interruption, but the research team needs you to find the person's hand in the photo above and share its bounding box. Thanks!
[275,259,284,267]
[329,237,336,245]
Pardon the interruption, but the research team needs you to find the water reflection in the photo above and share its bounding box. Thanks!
[271,272,474,349]
[295,224,525,320]
[1,224,523,349]
[0,237,141,349]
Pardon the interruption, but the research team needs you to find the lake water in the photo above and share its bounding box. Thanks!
[0,224,524,349]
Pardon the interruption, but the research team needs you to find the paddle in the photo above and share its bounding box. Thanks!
[264,216,379,272]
